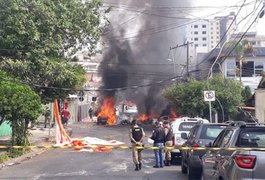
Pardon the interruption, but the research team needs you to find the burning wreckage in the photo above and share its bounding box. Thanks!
[96,98,138,125]
[96,97,179,125]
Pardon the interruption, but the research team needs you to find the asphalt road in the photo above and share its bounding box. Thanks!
[0,122,187,180]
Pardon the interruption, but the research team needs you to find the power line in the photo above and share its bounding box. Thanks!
[216,3,265,65]
[104,1,256,41]
[196,0,248,69]
[0,73,185,92]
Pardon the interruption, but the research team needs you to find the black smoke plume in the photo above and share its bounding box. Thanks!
[100,0,191,116]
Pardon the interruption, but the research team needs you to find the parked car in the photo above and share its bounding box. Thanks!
[171,117,209,164]
[202,121,265,180]
[181,122,227,179]
[97,116,108,125]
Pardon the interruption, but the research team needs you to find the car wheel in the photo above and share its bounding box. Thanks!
[181,157,187,174]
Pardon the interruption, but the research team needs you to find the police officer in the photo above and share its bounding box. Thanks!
[129,119,145,171]
[163,120,173,166]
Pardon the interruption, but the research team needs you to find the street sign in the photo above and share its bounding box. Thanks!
[204,91,215,102]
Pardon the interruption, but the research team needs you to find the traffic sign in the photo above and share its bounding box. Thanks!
[204,91,215,101]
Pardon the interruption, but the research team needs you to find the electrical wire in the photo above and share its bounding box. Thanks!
[196,0,248,69]
[104,1,256,41]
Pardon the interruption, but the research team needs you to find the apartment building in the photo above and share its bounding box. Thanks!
[186,12,237,65]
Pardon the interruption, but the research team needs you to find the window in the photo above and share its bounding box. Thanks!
[202,25,206,28]
[178,122,196,131]
[202,37,207,41]
[195,44,198,47]
[200,125,227,140]
[202,31,206,34]
[194,25,198,28]
[211,36,214,39]
[203,44,207,47]
[255,61,264,76]
[213,130,226,147]
[194,38,198,41]
[194,31,198,34]
[226,60,236,77]
[236,61,254,77]
[220,130,233,147]
[237,129,265,148]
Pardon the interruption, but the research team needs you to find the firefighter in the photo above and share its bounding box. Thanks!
[129,119,145,171]
[163,120,173,166]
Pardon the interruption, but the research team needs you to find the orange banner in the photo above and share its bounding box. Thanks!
[54,99,71,142]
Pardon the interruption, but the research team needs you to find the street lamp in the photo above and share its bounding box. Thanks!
[215,97,225,122]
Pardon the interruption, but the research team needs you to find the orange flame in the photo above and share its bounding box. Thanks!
[97,97,116,125]
[139,114,149,121]
[171,109,177,117]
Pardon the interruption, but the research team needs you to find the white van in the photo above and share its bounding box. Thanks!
[170,117,209,164]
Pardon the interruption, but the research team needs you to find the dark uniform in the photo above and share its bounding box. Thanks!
[129,120,145,171]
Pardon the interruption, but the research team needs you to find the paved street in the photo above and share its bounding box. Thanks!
[0,122,187,180]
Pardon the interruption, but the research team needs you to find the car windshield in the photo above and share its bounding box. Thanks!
[237,129,265,148]
[178,122,196,131]
[199,125,226,140]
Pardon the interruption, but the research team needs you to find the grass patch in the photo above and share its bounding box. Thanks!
[0,153,10,163]
[0,149,28,163]
[8,149,26,158]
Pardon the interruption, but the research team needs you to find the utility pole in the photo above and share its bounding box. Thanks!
[170,41,192,80]
[186,41,190,79]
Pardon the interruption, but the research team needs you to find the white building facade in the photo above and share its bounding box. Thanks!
[186,12,237,66]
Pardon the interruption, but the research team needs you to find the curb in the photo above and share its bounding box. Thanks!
[0,148,48,170]
[0,127,73,170]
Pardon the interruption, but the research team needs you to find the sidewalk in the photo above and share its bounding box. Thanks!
[0,125,56,169]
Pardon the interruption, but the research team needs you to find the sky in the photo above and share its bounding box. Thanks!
[193,0,265,35]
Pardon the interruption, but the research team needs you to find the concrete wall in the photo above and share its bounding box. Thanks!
[255,89,265,122]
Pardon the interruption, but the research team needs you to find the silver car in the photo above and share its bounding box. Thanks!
[202,122,265,180]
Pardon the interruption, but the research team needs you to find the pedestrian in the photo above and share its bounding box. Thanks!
[150,121,165,168]
[61,106,71,126]
[129,119,145,171]
[163,120,173,166]
[43,107,51,128]
[89,107,93,119]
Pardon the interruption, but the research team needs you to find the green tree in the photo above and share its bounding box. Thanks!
[163,74,243,121]
[163,80,207,117]
[0,0,107,102]
[0,72,42,146]
[0,58,86,103]
[0,0,106,58]
[241,86,252,104]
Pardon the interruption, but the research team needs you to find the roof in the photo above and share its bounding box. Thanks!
[197,47,265,65]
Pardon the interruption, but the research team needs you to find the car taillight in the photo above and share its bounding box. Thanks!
[172,135,175,146]
[234,155,256,169]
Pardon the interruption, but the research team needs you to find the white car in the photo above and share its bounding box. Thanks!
[170,117,209,164]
